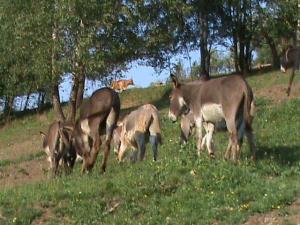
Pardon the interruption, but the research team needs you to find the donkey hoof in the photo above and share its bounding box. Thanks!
[209,153,215,159]
[250,155,256,162]
[101,166,106,174]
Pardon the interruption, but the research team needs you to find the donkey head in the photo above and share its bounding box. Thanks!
[112,125,122,155]
[40,130,54,170]
[129,78,134,86]
[168,74,189,122]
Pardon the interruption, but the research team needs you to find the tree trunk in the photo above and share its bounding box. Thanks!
[245,39,251,72]
[4,95,14,122]
[68,74,79,123]
[199,13,209,77]
[23,91,31,111]
[238,38,245,75]
[264,33,280,69]
[233,33,240,73]
[51,13,65,122]
[52,84,65,122]
[68,61,85,122]
[37,91,46,114]
[297,2,300,46]
[76,71,85,109]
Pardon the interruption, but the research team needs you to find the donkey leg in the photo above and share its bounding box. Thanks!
[180,119,190,145]
[150,135,159,161]
[88,135,101,172]
[134,131,146,161]
[118,142,128,162]
[52,155,61,177]
[204,123,215,159]
[224,139,232,160]
[236,120,245,159]
[81,152,90,174]
[80,134,100,173]
[101,137,111,173]
[287,69,295,96]
[195,118,204,156]
[245,124,256,161]
[130,148,138,163]
[225,117,239,163]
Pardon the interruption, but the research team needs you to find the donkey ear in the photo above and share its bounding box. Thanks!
[170,74,180,88]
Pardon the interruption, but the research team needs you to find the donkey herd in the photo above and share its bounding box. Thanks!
[40,46,299,176]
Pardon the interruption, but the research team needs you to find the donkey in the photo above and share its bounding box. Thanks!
[180,111,227,147]
[180,102,255,157]
[40,121,77,176]
[281,46,300,96]
[180,75,223,147]
[168,74,256,162]
[111,79,134,92]
[115,104,162,162]
[71,87,120,173]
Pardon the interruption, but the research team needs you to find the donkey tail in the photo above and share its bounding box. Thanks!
[149,105,163,145]
[243,81,254,128]
[58,121,71,149]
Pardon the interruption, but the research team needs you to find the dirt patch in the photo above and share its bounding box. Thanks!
[0,158,47,189]
[0,134,42,161]
[31,206,55,225]
[255,83,300,105]
[244,199,300,225]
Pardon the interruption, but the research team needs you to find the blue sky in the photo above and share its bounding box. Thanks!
[122,50,200,88]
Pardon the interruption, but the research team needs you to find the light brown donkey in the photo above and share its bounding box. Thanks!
[115,104,162,162]
[169,74,256,162]
[71,87,120,173]
[111,79,134,92]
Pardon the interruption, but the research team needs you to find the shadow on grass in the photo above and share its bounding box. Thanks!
[150,86,171,111]
[257,145,300,165]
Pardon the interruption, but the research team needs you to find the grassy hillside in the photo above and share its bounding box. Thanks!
[0,70,300,224]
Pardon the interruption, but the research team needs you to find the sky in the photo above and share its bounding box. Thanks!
[122,50,200,88]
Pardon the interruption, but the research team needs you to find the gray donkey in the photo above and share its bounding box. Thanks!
[169,74,256,162]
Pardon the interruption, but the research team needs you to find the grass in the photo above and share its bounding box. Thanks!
[0,71,300,224]
[0,151,45,168]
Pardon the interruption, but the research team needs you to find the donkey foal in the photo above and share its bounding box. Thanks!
[115,104,162,162]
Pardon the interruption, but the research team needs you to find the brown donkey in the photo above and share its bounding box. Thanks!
[71,87,120,173]
[281,46,300,96]
[168,74,256,162]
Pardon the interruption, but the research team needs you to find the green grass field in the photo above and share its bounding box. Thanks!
[0,70,300,225]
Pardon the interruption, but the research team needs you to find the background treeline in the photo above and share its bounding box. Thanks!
[0,0,298,122]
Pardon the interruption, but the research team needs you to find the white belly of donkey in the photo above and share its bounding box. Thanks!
[201,104,225,123]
